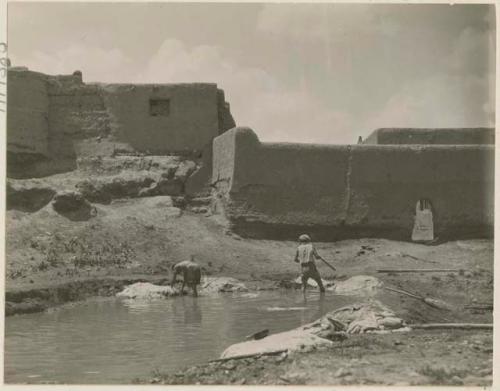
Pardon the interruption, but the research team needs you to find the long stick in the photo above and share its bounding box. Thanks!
[384,286,452,311]
[384,286,422,299]
[209,349,287,363]
[377,269,459,273]
[319,258,337,273]
[464,304,493,310]
[411,323,492,330]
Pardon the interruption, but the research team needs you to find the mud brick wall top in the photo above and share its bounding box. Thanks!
[363,128,495,145]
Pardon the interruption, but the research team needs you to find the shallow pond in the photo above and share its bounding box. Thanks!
[5,290,356,384]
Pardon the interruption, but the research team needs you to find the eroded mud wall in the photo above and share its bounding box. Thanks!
[217,89,236,135]
[7,69,80,177]
[7,70,50,176]
[212,128,494,241]
[7,68,235,178]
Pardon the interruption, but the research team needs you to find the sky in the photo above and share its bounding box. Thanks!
[7,2,496,144]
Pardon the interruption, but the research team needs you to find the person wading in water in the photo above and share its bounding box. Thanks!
[294,234,335,293]
[171,255,202,297]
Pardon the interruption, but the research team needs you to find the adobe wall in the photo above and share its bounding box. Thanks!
[217,89,236,136]
[7,68,235,178]
[6,70,78,178]
[7,70,50,158]
[212,128,494,241]
[99,83,221,155]
[364,127,495,145]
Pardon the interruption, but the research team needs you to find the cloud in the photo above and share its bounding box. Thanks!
[10,44,135,83]
[362,21,495,135]
[10,4,494,146]
[256,4,378,41]
[363,72,494,134]
[447,26,495,76]
[137,39,355,144]
[13,38,356,144]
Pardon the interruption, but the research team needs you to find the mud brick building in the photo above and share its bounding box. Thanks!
[7,67,235,178]
[7,67,494,242]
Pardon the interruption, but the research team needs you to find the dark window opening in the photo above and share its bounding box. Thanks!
[149,99,170,117]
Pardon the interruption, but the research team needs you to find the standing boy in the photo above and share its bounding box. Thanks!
[294,234,334,293]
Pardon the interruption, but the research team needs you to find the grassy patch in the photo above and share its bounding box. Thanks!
[417,365,469,384]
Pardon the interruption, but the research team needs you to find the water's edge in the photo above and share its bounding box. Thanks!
[5,276,281,316]
[6,276,171,316]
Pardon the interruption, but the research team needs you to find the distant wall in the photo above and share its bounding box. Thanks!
[212,128,494,241]
[364,128,495,145]
[7,68,235,178]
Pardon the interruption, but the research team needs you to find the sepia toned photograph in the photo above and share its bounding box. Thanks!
[1,1,496,387]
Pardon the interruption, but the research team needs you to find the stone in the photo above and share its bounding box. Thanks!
[165,207,182,218]
[76,179,112,204]
[52,191,94,221]
[6,181,56,212]
[175,160,197,182]
[478,368,492,376]
[191,206,209,214]
[335,368,352,378]
[223,361,236,370]
[450,376,463,385]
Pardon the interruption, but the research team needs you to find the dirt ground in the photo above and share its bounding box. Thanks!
[5,182,494,386]
[6,196,493,296]
[142,330,493,386]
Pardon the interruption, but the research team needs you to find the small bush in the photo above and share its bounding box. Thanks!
[418,365,469,384]
[71,240,136,268]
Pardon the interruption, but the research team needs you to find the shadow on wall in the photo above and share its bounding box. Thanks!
[7,145,77,179]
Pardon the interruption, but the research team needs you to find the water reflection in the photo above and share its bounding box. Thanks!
[5,290,358,384]
[315,292,326,320]
[183,297,202,325]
